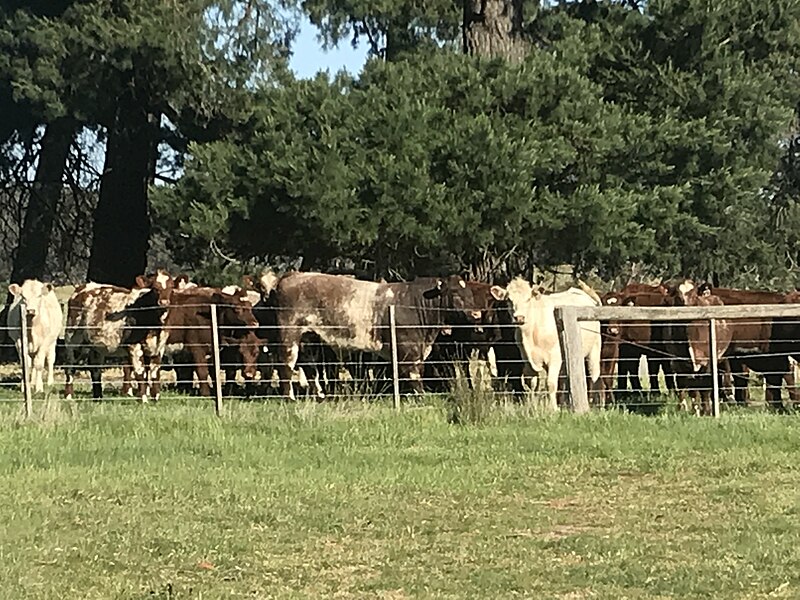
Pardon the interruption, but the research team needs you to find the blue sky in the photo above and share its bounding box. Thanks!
[289,14,370,78]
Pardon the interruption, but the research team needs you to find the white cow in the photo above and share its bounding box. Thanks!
[6,279,64,393]
[490,278,602,411]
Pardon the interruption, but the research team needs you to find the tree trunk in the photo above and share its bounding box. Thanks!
[463,0,528,61]
[10,117,75,284]
[87,101,158,287]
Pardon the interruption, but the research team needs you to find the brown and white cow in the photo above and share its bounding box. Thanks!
[671,282,733,415]
[162,287,262,397]
[668,280,793,409]
[63,270,174,401]
[6,279,63,393]
[264,272,480,398]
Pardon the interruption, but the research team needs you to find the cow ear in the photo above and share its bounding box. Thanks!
[535,287,545,298]
[699,282,712,297]
[8,283,20,297]
[135,276,147,288]
[42,283,54,294]
[423,281,444,299]
[489,286,507,301]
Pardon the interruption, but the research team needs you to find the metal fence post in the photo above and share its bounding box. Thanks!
[19,301,32,419]
[389,305,400,409]
[709,318,720,418]
[554,306,590,414]
[210,304,223,417]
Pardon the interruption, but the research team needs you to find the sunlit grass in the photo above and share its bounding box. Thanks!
[0,398,799,599]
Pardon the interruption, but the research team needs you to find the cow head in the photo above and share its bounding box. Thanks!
[8,280,54,319]
[134,269,174,307]
[174,274,196,290]
[422,276,481,323]
[215,295,261,381]
[489,277,538,325]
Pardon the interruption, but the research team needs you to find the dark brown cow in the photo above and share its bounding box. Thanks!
[600,285,673,408]
[162,287,261,397]
[425,281,503,392]
[64,270,174,401]
[264,272,480,398]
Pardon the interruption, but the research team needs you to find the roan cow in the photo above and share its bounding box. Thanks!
[263,272,481,399]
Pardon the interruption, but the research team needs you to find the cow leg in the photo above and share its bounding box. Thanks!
[90,365,103,399]
[600,340,618,405]
[586,346,602,408]
[63,339,75,400]
[32,351,46,394]
[129,344,148,402]
[727,358,749,405]
[784,367,799,408]
[149,355,162,402]
[121,365,135,397]
[400,360,426,395]
[278,340,301,400]
[764,356,788,413]
[190,347,212,397]
[46,343,56,391]
[545,356,562,412]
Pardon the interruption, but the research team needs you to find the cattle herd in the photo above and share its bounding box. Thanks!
[5,269,800,415]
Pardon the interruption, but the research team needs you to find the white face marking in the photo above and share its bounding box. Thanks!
[385,289,394,299]
[606,297,618,305]
[459,279,466,288]
[504,277,535,323]
[678,281,694,296]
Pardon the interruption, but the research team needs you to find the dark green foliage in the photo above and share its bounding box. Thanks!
[158,0,797,285]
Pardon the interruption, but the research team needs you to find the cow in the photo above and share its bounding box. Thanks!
[671,282,733,415]
[424,281,502,393]
[161,287,261,397]
[63,270,174,401]
[600,285,674,409]
[264,272,480,399]
[6,279,63,393]
[669,280,793,409]
[489,278,603,411]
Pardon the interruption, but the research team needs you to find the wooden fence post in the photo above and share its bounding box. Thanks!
[554,306,590,414]
[19,301,32,419]
[389,305,400,409]
[709,318,720,418]
[210,304,223,417]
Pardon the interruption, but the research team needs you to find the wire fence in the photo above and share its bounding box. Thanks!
[3,298,800,417]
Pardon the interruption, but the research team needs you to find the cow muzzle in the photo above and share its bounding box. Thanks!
[514,314,526,325]
[469,310,482,321]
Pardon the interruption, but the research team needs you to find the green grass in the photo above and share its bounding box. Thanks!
[1,399,799,599]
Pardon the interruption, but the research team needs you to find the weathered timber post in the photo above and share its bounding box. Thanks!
[709,318,720,418]
[389,305,401,409]
[210,304,224,417]
[554,306,590,414]
[19,301,32,419]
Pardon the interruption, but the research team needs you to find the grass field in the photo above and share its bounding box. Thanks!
[1,398,800,599]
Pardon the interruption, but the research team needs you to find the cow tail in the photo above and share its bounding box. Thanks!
[577,279,602,306]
